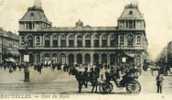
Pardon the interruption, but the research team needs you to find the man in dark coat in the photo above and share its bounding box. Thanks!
[75,71,85,93]
[156,73,164,93]
[91,69,99,93]
[83,67,88,88]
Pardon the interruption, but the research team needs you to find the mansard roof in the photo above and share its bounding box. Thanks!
[19,6,50,24]
[41,26,117,32]
[118,4,144,20]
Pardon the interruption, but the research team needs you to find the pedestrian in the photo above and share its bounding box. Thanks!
[75,71,84,93]
[156,73,164,93]
[83,67,88,88]
[91,69,99,93]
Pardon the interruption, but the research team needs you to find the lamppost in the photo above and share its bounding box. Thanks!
[1,34,4,64]
[23,40,30,82]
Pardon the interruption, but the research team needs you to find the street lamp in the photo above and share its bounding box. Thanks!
[23,40,30,82]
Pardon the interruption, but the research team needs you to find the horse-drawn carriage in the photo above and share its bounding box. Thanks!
[71,66,142,94]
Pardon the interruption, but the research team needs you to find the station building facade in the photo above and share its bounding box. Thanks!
[19,3,148,68]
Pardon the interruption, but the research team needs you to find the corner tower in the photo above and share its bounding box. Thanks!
[117,3,145,30]
[19,0,51,31]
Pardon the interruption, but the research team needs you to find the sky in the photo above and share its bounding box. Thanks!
[0,0,172,60]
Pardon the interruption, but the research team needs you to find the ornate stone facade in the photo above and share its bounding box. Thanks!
[19,3,148,68]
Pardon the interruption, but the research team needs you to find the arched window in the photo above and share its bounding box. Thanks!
[77,35,83,47]
[119,35,124,46]
[94,34,99,47]
[85,54,90,64]
[44,35,50,47]
[101,54,107,64]
[35,36,41,46]
[102,35,108,47]
[85,34,91,47]
[61,34,66,47]
[27,35,33,47]
[60,53,66,64]
[93,54,99,64]
[77,54,82,64]
[53,35,58,47]
[110,54,116,65]
[44,53,50,65]
[110,34,118,47]
[136,35,141,45]
[68,54,74,65]
[69,35,75,47]
[52,53,58,64]
[127,34,134,47]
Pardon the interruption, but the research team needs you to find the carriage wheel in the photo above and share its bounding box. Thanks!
[126,80,141,94]
[102,83,113,94]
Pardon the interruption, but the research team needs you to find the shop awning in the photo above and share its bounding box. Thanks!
[6,48,20,56]
[5,58,16,63]
[124,52,136,58]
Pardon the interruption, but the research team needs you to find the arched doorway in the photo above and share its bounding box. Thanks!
[110,54,116,65]
[68,54,74,65]
[44,53,50,65]
[77,54,82,64]
[60,53,66,64]
[93,54,99,64]
[101,54,107,64]
[52,53,58,64]
[85,54,90,65]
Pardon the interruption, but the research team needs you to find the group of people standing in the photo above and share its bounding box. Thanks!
[73,64,139,93]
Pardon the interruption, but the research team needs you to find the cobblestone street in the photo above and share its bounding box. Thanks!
[0,67,172,95]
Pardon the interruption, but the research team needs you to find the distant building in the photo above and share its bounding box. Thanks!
[19,2,148,68]
[0,28,19,63]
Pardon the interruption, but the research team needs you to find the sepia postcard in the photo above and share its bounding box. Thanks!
[0,0,172,100]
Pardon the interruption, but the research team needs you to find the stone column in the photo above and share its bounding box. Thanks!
[83,35,86,47]
[34,54,37,65]
[99,35,102,47]
[74,54,77,65]
[107,54,110,65]
[75,34,77,47]
[82,53,85,64]
[42,35,45,47]
[124,35,127,47]
[58,35,61,47]
[108,35,111,47]
[118,35,120,47]
[66,54,68,65]
[99,54,102,64]
[90,53,93,65]
[50,35,53,47]
[91,35,94,47]
[40,36,43,47]
[66,35,69,47]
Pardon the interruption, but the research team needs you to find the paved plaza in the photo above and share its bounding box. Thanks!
[0,67,172,95]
